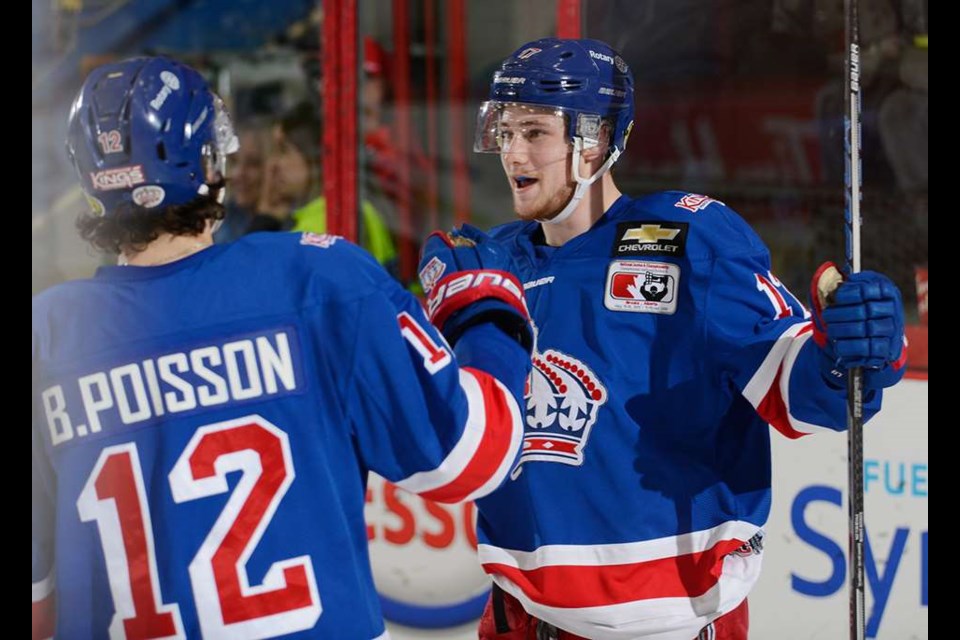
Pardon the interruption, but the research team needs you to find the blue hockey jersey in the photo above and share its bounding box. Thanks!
[32,232,528,639]
[475,192,886,640]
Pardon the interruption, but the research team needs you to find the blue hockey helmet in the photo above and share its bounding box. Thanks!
[475,38,634,160]
[65,56,239,216]
[475,38,635,224]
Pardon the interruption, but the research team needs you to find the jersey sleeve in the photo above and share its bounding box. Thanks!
[337,274,529,503]
[32,405,56,640]
[704,250,882,438]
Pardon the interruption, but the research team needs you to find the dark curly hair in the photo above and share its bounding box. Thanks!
[77,190,225,255]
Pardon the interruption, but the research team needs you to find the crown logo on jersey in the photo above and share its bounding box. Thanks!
[520,349,608,468]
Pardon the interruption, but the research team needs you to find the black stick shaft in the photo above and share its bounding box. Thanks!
[843,0,866,637]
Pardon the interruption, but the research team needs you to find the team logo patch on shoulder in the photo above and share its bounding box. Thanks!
[674,193,723,212]
[300,232,340,248]
[612,222,688,257]
[604,260,680,314]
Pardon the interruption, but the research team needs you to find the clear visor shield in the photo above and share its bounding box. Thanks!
[473,101,604,154]
[200,94,240,204]
[213,95,240,176]
[206,94,240,181]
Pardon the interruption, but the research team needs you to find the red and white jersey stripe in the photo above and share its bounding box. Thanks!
[395,367,524,503]
[479,521,761,640]
[743,321,842,438]
[32,572,55,640]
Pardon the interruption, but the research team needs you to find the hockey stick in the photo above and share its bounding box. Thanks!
[843,0,865,637]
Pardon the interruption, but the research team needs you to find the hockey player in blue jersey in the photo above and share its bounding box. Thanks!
[32,57,534,640]
[418,38,908,640]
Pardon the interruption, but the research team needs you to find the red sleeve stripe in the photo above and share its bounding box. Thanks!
[779,326,848,436]
[742,321,811,406]
[743,322,826,438]
[32,575,54,640]
[755,365,807,439]
[395,368,522,503]
[453,368,525,502]
[420,368,523,503]
[755,324,857,437]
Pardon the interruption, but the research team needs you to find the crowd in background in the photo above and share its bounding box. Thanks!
[32,0,926,319]
[214,35,420,286]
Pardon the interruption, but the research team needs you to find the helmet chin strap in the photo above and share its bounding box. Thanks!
[210,183,226,234]
[541,137,620,225]
[197,177,227,235]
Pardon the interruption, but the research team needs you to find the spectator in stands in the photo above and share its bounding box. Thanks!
[214,125,270,243]
[256,102,397,269]
[360,36,432,287]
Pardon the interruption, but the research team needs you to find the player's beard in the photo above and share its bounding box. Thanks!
[516,183,574,222]
[509,168,576,223]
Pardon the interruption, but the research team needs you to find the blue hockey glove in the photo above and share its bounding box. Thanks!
[809,261,907,390]
[419,224,533,351]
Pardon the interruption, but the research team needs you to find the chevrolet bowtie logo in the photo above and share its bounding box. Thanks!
[621,225,680,242]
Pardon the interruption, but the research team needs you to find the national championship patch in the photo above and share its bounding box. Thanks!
[604,260,680,314]
[612,222,688,257]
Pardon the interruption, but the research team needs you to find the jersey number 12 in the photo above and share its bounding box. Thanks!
[77,415,321,639]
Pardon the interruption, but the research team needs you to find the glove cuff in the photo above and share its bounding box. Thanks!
[445,305,535,353]
[817,346,847,390]
[809,261,843,349]
[426,270,530,332]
